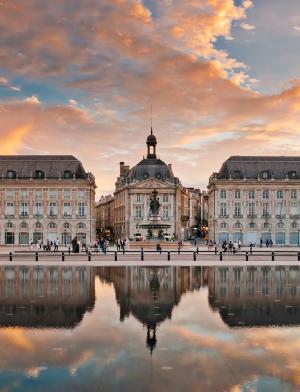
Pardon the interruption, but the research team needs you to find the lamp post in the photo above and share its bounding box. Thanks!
[64,229,66,248]
[298,229,300,247]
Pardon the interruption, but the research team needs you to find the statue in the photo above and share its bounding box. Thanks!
[149,189,160,216]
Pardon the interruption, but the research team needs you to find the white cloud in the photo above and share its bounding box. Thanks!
[10,86,21,91]
[25,95,40,104]
[240,23,256,31]
[68,99,78,106]
[0,77,9,86]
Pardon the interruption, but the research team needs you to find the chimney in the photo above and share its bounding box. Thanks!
[168,164,173,176]
[120,162,125,176]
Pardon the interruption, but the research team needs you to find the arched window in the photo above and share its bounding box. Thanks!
[288,171,297,179]
[6,222,13,228]
[263,222,269,229]
[20,221,27,228]
[220,222,227,229]
[78,222,85,229]
[277,222,285,229]
[232,170,243,179]
[49,222,57,229]
[261,170,270,179]
[63,222,70,229]
[155,172,162,180]
[291,221,298,229]
[35,222,42,228]
[6,170,16,179]
[34,170,45,179]
[63,170,73,179]
[249,222,257,229]
[233,222,242,229]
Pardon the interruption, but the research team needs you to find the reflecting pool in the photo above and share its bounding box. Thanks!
[0,265,300,391]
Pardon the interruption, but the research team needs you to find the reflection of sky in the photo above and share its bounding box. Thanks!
[0,274,300,391]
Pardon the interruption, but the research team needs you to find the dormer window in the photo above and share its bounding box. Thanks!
[7,170,16,179]
[288,171,297,179]
[261,170,270,179]
[155,172,162,180]
[63,170,73,179]
[34,170,45,179]
[232,170,243,179]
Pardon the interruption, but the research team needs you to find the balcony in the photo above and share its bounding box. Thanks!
[233,214,243,219]
[34,214,43,219]
[63,214,72,219]
[276,214,286,219]
[219,214,229,219]
[262,213,270,219]
[290,214,300,219]
[76,214,86,219]
[133,216,143,220]
[19,214,29,219]
[247,214,257,219]
[5,214,14,219]
[47,214,57,219]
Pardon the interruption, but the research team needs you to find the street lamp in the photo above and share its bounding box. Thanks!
[64,229,66,248]
[298,229,300,247]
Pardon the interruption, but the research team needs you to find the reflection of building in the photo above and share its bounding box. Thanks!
[98,266,203,353]
[208,266,300,327]
[0,155,96,245]
[208,156,300,245]
[0,266,95,328]
[95,130,205,240]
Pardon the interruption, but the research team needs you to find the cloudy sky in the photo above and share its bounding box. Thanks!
[1,0,300,196]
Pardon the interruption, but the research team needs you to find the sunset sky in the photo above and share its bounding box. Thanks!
[1,0,300,196]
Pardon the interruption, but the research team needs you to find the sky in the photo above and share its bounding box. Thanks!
[1,0,300,196]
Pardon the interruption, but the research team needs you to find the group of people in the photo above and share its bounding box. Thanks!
[116,238,128,252]
[30,238,60,252]
[260,238,273,247]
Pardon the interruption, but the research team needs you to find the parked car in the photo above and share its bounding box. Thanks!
[133,233,143,241]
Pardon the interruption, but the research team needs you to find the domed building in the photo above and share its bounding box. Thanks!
[112,128,192,240]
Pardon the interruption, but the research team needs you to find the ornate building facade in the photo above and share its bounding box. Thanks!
[208,156,300,246]
[96,129,203,240]
[0,155,96,246]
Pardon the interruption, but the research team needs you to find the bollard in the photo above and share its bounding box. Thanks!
[219,251,223,261]
[68,247,71,255]
[62,252,65,262]
[114,251,118,261]
[9,252,12,262]
[246,251,249,261]
[215,247,217,255]
[88,251,91,262]
[178,246,180,254]
[197,246,199,255]
[160,246,162,254]
[272,251,275,261]
[193,251,196,261]
[141,247,144,261]
[35,252,38,262]
[168,251,170,261]
[298,252,300,261]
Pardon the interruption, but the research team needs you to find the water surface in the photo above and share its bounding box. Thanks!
[0,265,299,392]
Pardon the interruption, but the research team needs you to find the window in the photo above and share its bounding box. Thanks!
[136,194,141,202]
[34,170,45,179]
[233,170,243,179]
[20,190,28,198]
[78,222,85,229]
[49,190,57,199]
[262,202,269,217]
[49,202,57,216]
[6,202,14,216]
[64,190,71,199]
[63,202,71,217]
[262,171,269,179]
[78,189,86,199]
[234,190,240,199]
[220,203,227,217]
[220,190,226,199]
[63,170,73,179]
[35,190,42,199]
[291,190,297,199]
[163,194,169,202]
[277,190,283,199]
[249,190,255,199]
[263,190,269,199]
[35,202,42,216]
[162,206,169,218]
[135,205,142,218]
[276,202,285,216]
[248,202,255,215]
[63,222,70,229]
[49,222,57,229]
[78,202,85,216]
[7,222,13,228]
[288,171,297,179]
[263,222,269,229]
[20,202,28,216]
[290,202,298,215]
[277,222,285,229]
[155,172,161,180]
[35,222,42,228]
[249,222,256,229]
[292,221,298,229]
[20,221,27,228]
[234,203,241,217]
[220,222,227,229]
[6,170,16,179]
[6,190,14,198]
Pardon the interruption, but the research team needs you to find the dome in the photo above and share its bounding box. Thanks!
[147,133,157,144]
[129,158,174,182]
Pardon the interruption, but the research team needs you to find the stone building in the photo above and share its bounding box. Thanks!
[96,194,115,238]
[208,156,300,246]
[0,155,96,246]
[96,128,201,241]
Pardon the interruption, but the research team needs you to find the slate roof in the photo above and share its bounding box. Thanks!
[129,158,174,182]
[0,155,88,179]
[218,156,300,180]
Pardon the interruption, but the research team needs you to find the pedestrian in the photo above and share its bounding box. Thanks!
[228,241,233,253]
[270,239,273,247]
[238,239,242,252]
[117,238,121,251]
[266,239,269,248]
[249,242,253,254]
[260,238,263,248]
[233,241,238,254]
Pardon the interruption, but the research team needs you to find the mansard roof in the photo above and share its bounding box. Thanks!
[218,156,300,180]
[0,155,88,179]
